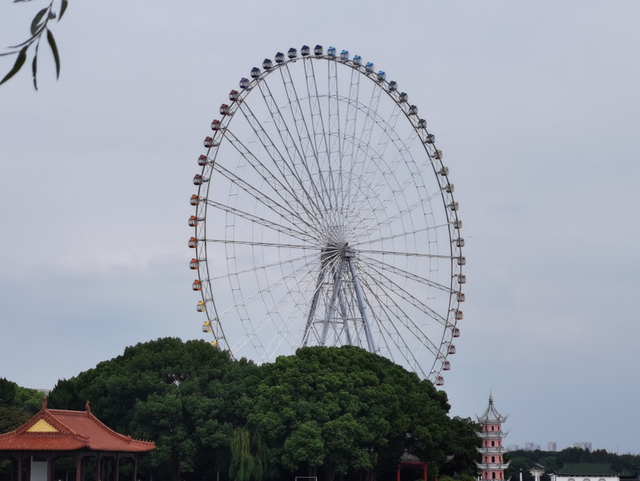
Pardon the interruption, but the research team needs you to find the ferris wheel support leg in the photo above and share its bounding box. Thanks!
[303,268,326,346]
[322,257,346,345]
[347,252,377,353]
[339,297,354,345]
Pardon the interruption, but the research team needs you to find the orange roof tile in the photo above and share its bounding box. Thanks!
[0,400,154,453]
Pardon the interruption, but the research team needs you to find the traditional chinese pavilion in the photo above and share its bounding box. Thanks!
[475,393,510,480]
[0,399,155,481]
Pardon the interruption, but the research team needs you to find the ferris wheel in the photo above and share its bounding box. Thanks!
[189,45,465,385]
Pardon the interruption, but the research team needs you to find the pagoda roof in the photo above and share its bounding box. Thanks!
[553,464,619,476]
[0,399,155,453]
[477,393,508,424]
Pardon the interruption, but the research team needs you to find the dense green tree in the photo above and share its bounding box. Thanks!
[44,340,481,481]
[230,426,275,481]
[0,378,43,434]
[0,379,16,406]
[439,417,482,477]
[48,337,260,481]
[245,346,462,481]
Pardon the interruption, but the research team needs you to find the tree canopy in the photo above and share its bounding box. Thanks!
[48,337,260,481]
[31,339,479,481]
[0,377,43,434]
[505,448,640,481]
[245,346,466,481]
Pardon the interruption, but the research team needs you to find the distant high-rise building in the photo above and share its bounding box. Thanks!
[573,442,592,451]
[475,394,511,480]
[548,442,557,452]
[506,445,520,452]
[525,442,541,451]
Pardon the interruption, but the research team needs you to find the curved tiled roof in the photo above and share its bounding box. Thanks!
[0,400,155,453]
[477,393,508,424]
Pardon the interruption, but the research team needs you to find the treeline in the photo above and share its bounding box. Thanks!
[505,448,640,481]
[0,378,45,433]
[2,338,481,481]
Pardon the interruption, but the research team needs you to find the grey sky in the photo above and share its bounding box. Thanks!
[1,1,639,454]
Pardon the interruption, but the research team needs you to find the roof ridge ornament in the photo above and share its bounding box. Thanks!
[41,397,48,410]
[476,393,508,424]
[85,400,91,413]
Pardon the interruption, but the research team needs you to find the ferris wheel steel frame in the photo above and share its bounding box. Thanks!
[189,45,465,385]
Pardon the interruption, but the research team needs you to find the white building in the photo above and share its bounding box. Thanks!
[550,463,619,481]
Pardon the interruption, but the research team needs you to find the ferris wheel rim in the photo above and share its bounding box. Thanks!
[190,45,464,384]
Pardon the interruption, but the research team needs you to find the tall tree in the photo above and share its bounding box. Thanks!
[48,337,260,481]
[246,346,459,481]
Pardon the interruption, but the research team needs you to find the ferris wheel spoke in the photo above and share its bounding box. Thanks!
[279,64,332,213]
[343,108,413,223]
[355,272,436,378]
[256,76,330,217]
[230,258,321,355]
[221,251,319,320]
[347,80,383,211]
[205,239,315,250]
[212,160,320,235]
[357,266,445,355]
[205,198,314,244]
[249,267,322,360]
[357,185,443,239]
[208,251,319,283]
[327,58,344,210]
[364,294,431,380]
[337,68,360,209]
[354,223,448,248]
[359,254,455,294]
[361,259,450,327]
[233,105,327,226]
[362,176,436,237]
[304,59,334,210]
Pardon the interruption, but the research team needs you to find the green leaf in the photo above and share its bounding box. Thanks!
[0,46,28,86]
[59,0,68,21]
[32,41,39,90]
[46,29,60,79]
[32,54,38,90]
[30,8,47,35]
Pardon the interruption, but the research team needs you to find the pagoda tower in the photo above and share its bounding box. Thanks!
[476,393,510,481]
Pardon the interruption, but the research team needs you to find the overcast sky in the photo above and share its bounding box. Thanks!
[1,0,639,455]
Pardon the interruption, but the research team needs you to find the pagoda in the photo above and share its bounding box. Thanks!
[475,393,510,481]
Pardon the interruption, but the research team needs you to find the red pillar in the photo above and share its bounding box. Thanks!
[76,456,82,481]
